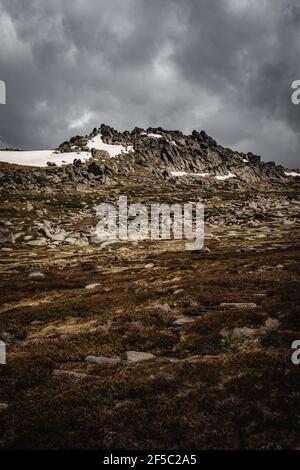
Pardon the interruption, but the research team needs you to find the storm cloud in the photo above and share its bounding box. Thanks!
[0,0,299,166]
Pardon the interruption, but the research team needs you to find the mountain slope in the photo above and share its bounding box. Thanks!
[0,124,299,191]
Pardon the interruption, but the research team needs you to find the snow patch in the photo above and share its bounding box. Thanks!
[171,171,210,177]
[140,132,163,139]
[0,150,91,167]
[285,171,300,177]
[171,172,237,180]
[87,134,133,158]
[215,173,236,181]
[147,133,163,139]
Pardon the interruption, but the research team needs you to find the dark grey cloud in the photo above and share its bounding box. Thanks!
[0,0,299,166]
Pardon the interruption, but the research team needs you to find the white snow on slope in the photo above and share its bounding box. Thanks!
[215,173,236,180]
[87,134,133,157]
[171,171,210,178]
[171,171,187,177]
[171,171,236,180]
[0,150,91,167]
[285,171,300,177]
[147,133,163,139]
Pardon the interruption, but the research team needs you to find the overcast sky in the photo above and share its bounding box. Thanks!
[0,0,299,167]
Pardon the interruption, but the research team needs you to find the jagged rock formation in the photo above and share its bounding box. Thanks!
[57,124,291,183]
[0,124,298,191]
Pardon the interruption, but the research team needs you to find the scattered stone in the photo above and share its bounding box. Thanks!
[0,232,15,244]
[26,238,47,247]
[220,302,257,309]
[126,351,155,362]
[100,240,118,248]
[65,237,77,245]
[232,327,258,338]
[74,238,89,247]
[51,233,66,242]
[173,289,184,295]
[85,283,101,289]
[156,303,171,312]
[145,262,154,268]
[264,318,280,331]
[0,332,14,343]
[28,272,46,280]
[0,403,8,412]
[53,370,88,380]
[1,248,13,252]
[85,356,121,365]
[173,316,195,326]
[14,232,24,240]
[238,246,258,253]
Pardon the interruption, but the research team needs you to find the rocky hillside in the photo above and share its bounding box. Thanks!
[0,124,299,191]
[58,123,293,181]
[0,123,300,450]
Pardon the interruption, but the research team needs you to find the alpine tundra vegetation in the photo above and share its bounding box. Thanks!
[0,124,299,450]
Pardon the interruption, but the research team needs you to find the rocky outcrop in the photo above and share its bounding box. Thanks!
[59,123,289,184]
[0,124,297,191]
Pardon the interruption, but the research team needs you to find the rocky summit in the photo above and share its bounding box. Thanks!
[0,124,299,192]
[0,124,299,450]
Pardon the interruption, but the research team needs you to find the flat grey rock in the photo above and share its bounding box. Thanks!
[85,283,101,289]
[26,238,47,247]
[53,370,88,380]
[220,302,257,309]
[126,351,155,362]
[85,356,121,365]
[232,327,258,338]
[28,271,45,280]
[173,316,195,326]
